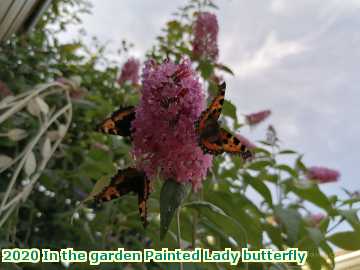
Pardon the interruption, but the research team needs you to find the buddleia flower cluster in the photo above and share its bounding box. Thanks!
[307,166,340,183]
[131,59,213,190]
[192,12,219,61]
[117,57,140,86]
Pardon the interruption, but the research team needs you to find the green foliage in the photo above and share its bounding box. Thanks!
[0,0,359,270]
[160,180,190,239]
[327,231,360,250]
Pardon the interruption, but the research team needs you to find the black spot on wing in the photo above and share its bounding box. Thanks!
[233,137,240,145]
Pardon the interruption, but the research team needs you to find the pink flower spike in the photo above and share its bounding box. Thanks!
[309,213,326,226]
[236,133,256,149]
[246,110,271,125]
[307,166,340,183]
[117,58,140,86]
[131,58,213,191]
[192,12,219,61]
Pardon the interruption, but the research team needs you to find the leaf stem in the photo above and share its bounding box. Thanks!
[176,207,184,270]
[327,217,345,234]
[192,210,198,248]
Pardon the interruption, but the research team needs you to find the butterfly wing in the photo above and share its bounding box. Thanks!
[94,168,150,227]
[123,168,150,228]
[97,106,135,137]
[195,82,226,134]
[137,176,150,228]
[198,136,223,155]
[219,128,253,160]
[208,82,226,120]
[197,118,224,155]
[196,83,226,154]
[94,168,137,202]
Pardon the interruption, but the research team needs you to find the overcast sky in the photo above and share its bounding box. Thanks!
[61,0,360,197]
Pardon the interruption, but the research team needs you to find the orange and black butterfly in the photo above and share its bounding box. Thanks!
[94,168,150,228]
[96,106,135,137]
[160,87,188,109]
[195,82,253,160]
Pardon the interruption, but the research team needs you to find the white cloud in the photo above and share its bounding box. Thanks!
[270,0,286,14]
[233,32,306,78]
[332,0,360,9]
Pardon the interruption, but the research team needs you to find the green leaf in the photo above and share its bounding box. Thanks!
[253,148,272,157]
[286,182,332,211]
[274,206,302,246]
[306,255,328,270]
[185,201,227,216]
[222,100,239,128]
[222,100,237,120]
[320,242,335,268]
[60,43,82,53]
[328,231,360,250]
[342,197,360,205]
[337,209,360,233]
[247,160,274,171]
[208,2,219,9]
[278,149,297,155]
[184,201,248,247]
[202,219,237,248]
[215,63,234,75]
[198,59,214,79]
[202,189,263,246]
[243,173,272,206]
[220,165,238,180]
[306,227,324,245]
[83,175,110,203]
[177,46,192,56]
[275,164,298,178]
[167,20,181,30]
[318,217,330,233]
[160,180,190,240]
[295,155,307,172]
[263,223,284,248]
[258,172,279,183]
[258,140,274,146]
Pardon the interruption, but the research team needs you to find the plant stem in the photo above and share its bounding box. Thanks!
[192,210,198,248]
[192,192,200,248]
[327,218,345,234]
[176,207,183,270]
